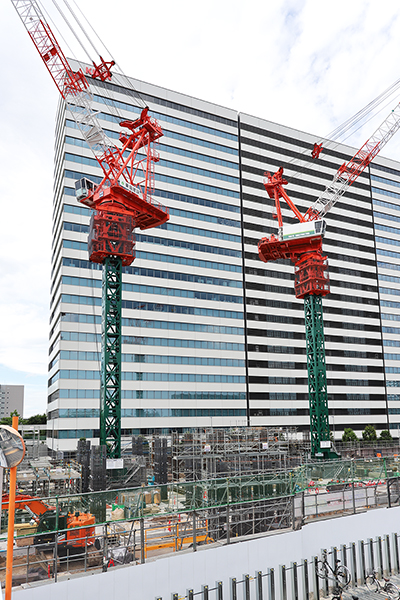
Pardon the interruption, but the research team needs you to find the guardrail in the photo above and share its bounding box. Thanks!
[3,478,400,591]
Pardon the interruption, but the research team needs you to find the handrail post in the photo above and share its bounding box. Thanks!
[303,559,309,600]
[140,517,145,564]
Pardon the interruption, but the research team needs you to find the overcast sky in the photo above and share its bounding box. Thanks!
[2,0,400,417]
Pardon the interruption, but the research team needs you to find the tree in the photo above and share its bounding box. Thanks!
[342,428,358,442]
[0,412,47,426]
[25,414,46,425]
[362,424,378,442]
[379,429,393,442]
[0,409,21,426]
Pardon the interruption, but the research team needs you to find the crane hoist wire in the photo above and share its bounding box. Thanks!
[42,0,147,128]
[67,0,147,111]
[281,77,400,191]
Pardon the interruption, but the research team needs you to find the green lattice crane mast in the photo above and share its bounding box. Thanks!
[11,0,169,458]
[258,102,400,458]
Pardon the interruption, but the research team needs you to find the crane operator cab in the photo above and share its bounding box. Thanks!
[280,218,326,243]
[75,177,96,201]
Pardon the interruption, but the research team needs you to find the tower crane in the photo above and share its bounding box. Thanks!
[258,102,400,459]
[11,0,169,458]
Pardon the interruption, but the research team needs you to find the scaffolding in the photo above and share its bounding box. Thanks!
[170,427,302,482]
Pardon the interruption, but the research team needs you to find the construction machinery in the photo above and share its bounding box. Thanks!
[11,0,169,458]
[258,103,400,459]
[1,494,95,551]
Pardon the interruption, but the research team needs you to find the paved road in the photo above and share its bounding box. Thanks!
[338,573,400,600]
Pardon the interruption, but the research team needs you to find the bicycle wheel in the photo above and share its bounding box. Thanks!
[385,582,400,600]
[316,562,328,579]
[336,565,351,587]
[366,574,379,593]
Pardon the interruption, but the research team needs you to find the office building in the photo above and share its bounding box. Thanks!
[47,62,400,453]
[0,385,24,420]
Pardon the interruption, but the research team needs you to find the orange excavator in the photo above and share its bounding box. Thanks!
[2,494,95,552]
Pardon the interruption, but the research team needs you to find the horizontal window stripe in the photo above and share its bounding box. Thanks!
[64,185,241,215]
[65,169,239,199]
[377,248,400,261]
[65,134,238,170]
[51,408,246,419]
[123,391,246,400]
[159,222,241,243]
[374,211,400,224]
[383,327,400,335]
[58,350,245,366]
[380,287,400,297]
[377,237,400,247]
[59,296,243,318]
[135,252,242,272]
[58,317,244,335]
[371,174,400,189]
[65,152,239,186]
[373,198,400,212]
[62,271,242,289]
[59,331,245,350]
[61,283,243,303]
[51,389,245,402]
[94,100,238,141]
[136,233,241,257]
[63,234,241,259]
[375,223,400,236]
[153,188,239,213]
[377,261,400,272]
[381,300,400,309]
[155,172,239,198]
[56,370,245,383]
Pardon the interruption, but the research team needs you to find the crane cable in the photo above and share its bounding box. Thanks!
[281,77,400,190]
[51,0,92,64]
[62,0,101,58]
[45,0,147,134]
[68,0,147,111]
[50,0,128,125]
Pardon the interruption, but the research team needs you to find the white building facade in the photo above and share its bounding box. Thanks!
[0,385,24,419]
[47,66,400,453]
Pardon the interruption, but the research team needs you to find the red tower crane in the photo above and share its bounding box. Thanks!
[258,101,400,458]
[11,0,169,458]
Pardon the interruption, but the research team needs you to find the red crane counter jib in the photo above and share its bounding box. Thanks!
[258,168,329,299]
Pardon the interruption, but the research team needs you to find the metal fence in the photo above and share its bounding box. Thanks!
[163,534,400,600]
[3,479,400,590]
[4,456,400,534]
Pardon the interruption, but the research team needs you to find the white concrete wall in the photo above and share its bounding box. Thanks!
[14,505,400,600]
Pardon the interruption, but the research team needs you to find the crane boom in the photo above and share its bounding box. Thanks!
[305,101,400,221]
[11,0,168,228]
[12,0,170,459]
[11,0,114,172]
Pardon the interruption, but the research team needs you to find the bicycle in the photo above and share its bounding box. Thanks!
[365,570,400,599]
[316,555,351,589]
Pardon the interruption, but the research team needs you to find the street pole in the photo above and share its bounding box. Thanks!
[5,415,19,600]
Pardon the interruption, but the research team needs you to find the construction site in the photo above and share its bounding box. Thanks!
[2,443,400,586]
